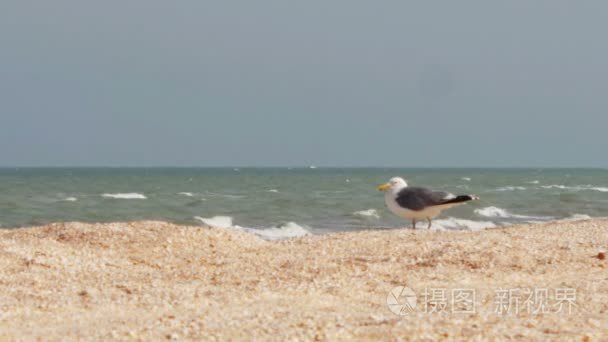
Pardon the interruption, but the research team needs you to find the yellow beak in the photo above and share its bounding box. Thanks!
[377,183,390,192]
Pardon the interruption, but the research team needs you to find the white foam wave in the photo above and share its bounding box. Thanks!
[62,197,78,202]
[245,222,311,241]
[461,177,471,182]
[433,218,497,231]
[267,189,279,193]
[178,192,194,197]
[194,216,233,229]
[527,180,540,184]
[475,206,512,218]
[194,216,310,240]
[541,185,569,190]
[541,185,608,192]
[353,209,380,219]
[474,206,552,220]
[495,186,527,191]
[101,193,147,199]
[562,214,592,221]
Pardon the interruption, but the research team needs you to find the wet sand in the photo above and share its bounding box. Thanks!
[0,219,607,340]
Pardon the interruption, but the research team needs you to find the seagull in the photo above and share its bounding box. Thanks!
[378,177,479,229]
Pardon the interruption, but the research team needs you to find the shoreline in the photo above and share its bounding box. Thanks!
[1,219,606,339]
[2,214,604,235]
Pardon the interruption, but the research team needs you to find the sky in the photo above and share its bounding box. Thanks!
[1,1,607,167]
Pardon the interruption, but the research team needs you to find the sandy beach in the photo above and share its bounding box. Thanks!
[0,219,606,340]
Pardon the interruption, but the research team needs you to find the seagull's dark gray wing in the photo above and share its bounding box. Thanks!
[394,187,452,211]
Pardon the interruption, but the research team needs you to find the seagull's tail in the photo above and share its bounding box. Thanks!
[441,195,479,205]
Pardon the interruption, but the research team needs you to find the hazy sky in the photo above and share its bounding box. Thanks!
[1,1,607,167]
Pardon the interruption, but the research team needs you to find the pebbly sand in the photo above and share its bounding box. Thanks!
[0,219,607,340]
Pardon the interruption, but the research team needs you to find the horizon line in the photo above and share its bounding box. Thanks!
[0,166,605,170]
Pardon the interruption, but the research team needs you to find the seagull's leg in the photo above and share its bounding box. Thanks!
[412,219,416,229]
[427,217,432,229]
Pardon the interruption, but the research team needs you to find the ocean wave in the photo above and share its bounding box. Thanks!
[562,214,592,221]
[527,180,540,184]
[461,177,471,182]
[62,197,78,202]
[205,192,245,199]
[267,189,279,193]
[178,192,194,197]
[101,193,147,199]
[433,217,497,231]
[194,216,234,228]
[246,222,311,240]
[541,185,568,190]
[541,185,608,192]
[474,206,552,220]
[353,209,380,219]
[495,186,527,191]
[194,216,310,240]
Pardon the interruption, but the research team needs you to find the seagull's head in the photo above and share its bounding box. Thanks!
[377,177,408,192]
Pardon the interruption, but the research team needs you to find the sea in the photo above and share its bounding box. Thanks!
[0,168,606,239]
